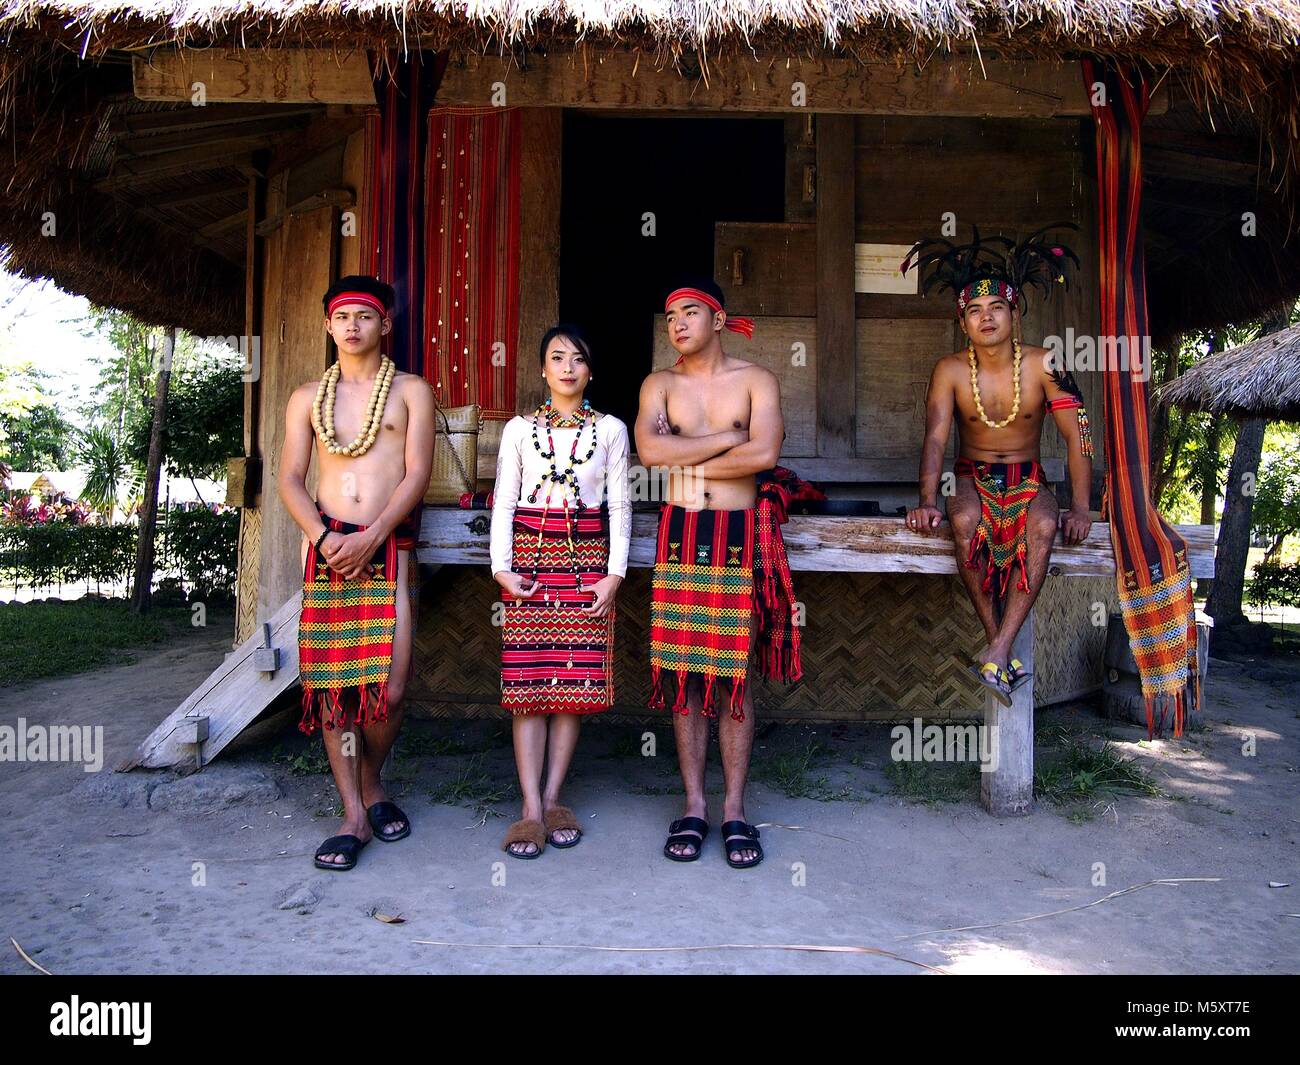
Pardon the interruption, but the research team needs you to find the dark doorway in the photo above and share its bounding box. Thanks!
[558,113,786,432]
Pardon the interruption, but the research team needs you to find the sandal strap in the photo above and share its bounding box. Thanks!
[721,820,759,840]
[668,817,709,838]
[316,834,363,858]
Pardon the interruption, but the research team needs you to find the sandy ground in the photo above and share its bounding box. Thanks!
[1,614,1297,976]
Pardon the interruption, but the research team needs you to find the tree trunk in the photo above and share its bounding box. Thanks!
[1196,413,1222,599]
[1206,417,1266,625]
[130,327,175,615]
[1263,532,1287,563]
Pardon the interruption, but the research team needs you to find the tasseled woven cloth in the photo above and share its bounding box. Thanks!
[499,505,615,715]
[649,481,802,722]
[298,510,399,736]
[955,457,1046,599]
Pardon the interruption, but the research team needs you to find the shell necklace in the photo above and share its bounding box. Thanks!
[968,339,1021,429]
[312,356,395,456]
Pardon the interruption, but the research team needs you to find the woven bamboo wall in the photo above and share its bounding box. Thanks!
[233,506,262,646]
[404,565,1109,722]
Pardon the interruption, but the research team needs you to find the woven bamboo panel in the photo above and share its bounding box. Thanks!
[1032,574,1115,704]
[404,566,1122,722]
[233,507,262,646]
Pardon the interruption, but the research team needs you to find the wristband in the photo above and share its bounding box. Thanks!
[314,526,332,553]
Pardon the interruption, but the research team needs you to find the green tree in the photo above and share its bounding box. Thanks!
[1252,438,1300,562]
[125,357,242,481]
[0,403,75,469]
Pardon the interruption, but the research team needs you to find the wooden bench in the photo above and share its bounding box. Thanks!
[418,509,1214,817]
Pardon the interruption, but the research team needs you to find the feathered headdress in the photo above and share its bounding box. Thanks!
[900,224,1080,314]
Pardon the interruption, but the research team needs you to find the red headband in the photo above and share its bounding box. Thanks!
[327,292,388,318]
[664,287,754,339]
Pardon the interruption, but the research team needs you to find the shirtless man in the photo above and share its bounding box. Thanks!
[904,249,1093,705]
[278,275,434,870]
[635,277,801,870]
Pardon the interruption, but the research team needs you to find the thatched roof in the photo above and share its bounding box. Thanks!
[1156,320,1300,420]
[3,2,1300,335]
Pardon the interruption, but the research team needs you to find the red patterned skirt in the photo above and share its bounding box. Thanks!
[500,506,614,714]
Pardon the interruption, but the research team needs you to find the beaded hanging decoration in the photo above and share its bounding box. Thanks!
[311,356,395,457]
[524,397,599,605]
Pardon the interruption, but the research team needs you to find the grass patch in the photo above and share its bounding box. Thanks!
[884,758,980,805]
[270,743,332,776]
[1034,738,1162,808]
[0,600,196,686]
[428,755,511,819]
[752,740,859,802]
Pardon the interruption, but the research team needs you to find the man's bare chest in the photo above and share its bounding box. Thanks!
[664,379,751,435]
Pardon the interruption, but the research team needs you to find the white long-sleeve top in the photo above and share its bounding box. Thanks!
[490,413,632,578]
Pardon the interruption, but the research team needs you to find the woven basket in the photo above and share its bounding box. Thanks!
[425,403,480,504]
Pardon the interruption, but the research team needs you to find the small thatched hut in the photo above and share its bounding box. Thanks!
[3,1,1298,808]
[1157,320,1300,421]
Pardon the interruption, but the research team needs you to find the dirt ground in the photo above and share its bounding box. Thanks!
[1,613,1297,975]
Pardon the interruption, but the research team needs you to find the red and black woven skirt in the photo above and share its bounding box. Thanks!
[499,505,615,714]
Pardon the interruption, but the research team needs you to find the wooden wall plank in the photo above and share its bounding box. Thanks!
[855,318,956,461]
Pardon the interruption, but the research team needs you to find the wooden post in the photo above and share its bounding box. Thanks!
[815,113,855,457]
[130,326,175,615]
[981,609,1035,816]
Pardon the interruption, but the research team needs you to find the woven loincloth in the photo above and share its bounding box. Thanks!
[649,478,801,722]
[298,508,399,735]
[955,457,1047,598]
[500,505,614,714]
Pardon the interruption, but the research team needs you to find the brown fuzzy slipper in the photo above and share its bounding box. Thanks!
[502,819,546,859]
[544,805,583,848]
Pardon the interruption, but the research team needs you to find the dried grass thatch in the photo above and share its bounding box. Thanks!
[1156,319,1300,420]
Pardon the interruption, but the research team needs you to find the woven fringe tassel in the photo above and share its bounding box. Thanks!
[729,677,746,723]
[1015,545,1032,594]
[372,683,390,726]
[649,665,665,710]
[299,689,317,736]
[699,675,718,719]
[671,670,690,716]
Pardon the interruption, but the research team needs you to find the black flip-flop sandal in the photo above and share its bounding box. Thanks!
[314,834,368,871]
[367,801,411,842]
[721,820,763,869]
[1005,657,1033,692]
[663,817,709,862]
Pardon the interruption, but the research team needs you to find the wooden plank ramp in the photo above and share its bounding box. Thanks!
[121,594,301,771]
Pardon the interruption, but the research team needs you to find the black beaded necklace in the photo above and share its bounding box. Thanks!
[527,397,597,509]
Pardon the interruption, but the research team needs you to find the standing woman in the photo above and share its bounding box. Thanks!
[491,324,631,858]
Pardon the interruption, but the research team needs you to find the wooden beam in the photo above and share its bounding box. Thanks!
[816,114,856,457]
[117,113,314,156]
[109,103,322,135]
[145,178,246,209]
[135,49,1165,115]
[438,54,1161,116]
[134,50,373,104]
[199,209,248,239]
[95,148,260,189]
[514,108,562,418]
[417,508,1217,577]
[254,187,355,237]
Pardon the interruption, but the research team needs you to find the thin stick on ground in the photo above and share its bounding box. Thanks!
[412,939,948,973]
[896,877,1222,939]
[11,937,52,975]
